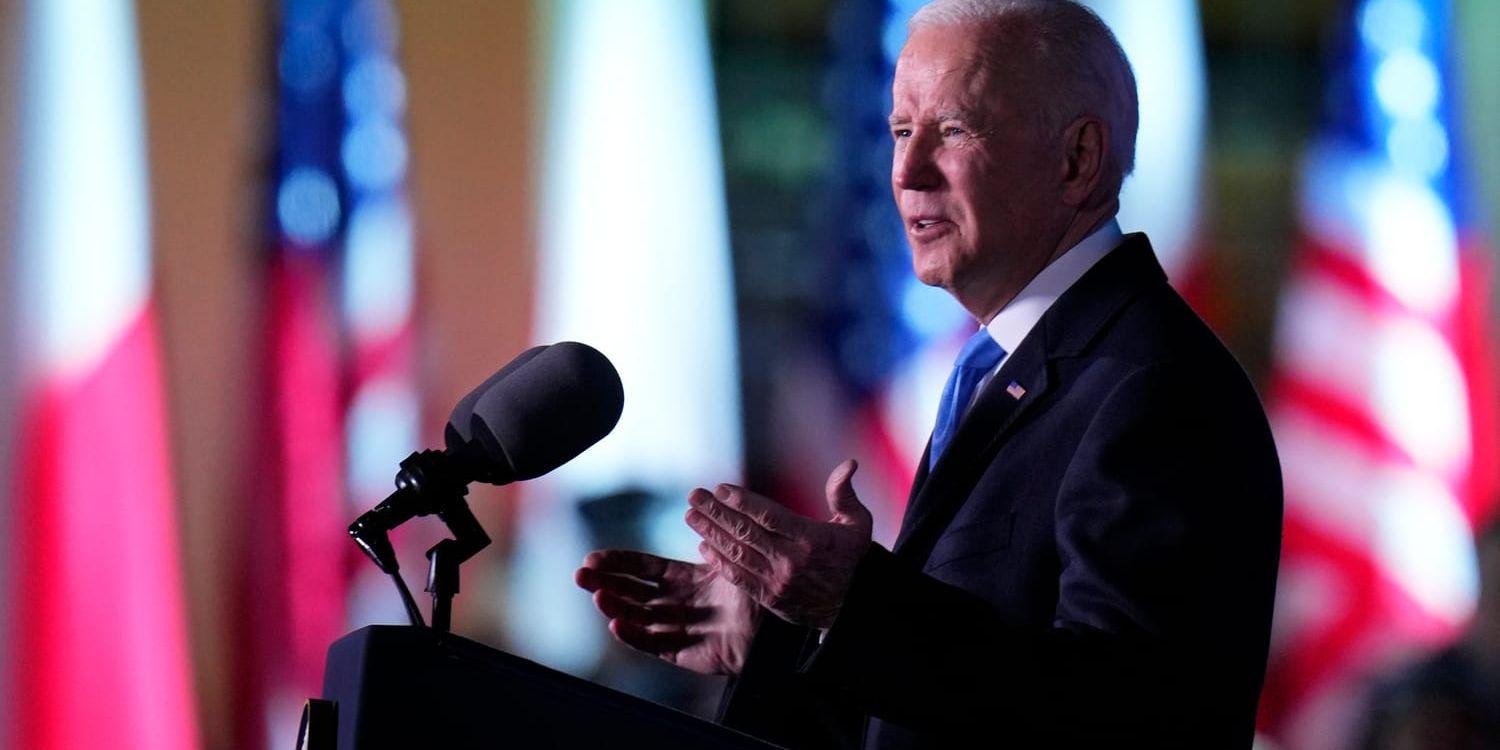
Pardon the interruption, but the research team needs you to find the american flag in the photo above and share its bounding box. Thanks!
[238,0,419,746]
[811,0,951,540]
[332,0,421,639]
[1258,1,1498,747]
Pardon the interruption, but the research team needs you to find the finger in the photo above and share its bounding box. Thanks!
[824,459,872,527]
[582,549,696,584]
[575,567,664,601]
[594,590,651,625]
[689,489,781,554]
[608,619,701,663]
[700,541,767,602]
[685,507,775,574]
[708,484,809,539]
[593,590,713,627]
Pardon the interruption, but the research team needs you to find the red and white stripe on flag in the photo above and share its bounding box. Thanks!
[1259,0,1500,734]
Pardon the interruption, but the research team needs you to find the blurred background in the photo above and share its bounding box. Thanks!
[2,0,1498,748]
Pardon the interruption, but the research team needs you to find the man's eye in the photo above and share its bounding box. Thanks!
[892,128,912,140]
[943,126,966,137]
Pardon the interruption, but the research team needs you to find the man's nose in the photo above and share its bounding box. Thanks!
[892,136,940,191]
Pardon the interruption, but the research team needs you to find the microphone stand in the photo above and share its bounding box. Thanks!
[425,496,489,632]
[349,449,492,633]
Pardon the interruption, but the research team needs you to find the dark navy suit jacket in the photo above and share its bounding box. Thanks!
[718,235,1283,748]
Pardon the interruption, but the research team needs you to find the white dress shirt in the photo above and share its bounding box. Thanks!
[970,218,1124,410]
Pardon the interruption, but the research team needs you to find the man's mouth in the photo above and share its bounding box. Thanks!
[909,217,952,234]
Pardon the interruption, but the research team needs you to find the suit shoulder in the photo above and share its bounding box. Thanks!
[1097,283,1248,381]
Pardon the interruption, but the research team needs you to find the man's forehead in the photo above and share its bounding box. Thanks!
[890,30,1008,117]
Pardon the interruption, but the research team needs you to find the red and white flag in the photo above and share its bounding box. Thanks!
[6,0,199,748]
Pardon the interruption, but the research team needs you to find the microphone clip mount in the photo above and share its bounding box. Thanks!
[348,449,493,632]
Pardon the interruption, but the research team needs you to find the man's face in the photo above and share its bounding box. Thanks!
[889,24,1065,317]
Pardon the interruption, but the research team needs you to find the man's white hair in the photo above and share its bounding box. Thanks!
[909,0,1139,202]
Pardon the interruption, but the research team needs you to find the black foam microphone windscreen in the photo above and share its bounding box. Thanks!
[444,345,549,446]
[468,342,624,483]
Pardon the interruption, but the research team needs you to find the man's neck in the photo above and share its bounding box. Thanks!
[970,206,1120,324]
[1047,203,1119,270]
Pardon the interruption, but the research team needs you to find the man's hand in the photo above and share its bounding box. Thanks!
[686,459,873,630]
[575,549,760,676]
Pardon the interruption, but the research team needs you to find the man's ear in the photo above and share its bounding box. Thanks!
[1059,115,1108,208]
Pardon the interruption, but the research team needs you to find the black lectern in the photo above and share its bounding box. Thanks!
[314,625,782,749]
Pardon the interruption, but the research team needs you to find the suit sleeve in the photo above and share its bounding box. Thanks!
[716,614,865,749]
[792,362,1283,744]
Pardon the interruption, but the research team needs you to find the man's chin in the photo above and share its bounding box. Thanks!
[910,261,951,290]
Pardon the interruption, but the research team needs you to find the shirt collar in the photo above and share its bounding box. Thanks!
[984,218,1123,356]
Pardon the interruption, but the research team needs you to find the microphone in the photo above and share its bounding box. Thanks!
[444,344,548,446]
[349,342,624,573]
[466,341,625,484]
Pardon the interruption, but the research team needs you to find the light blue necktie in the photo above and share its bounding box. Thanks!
[929,328,1006,471]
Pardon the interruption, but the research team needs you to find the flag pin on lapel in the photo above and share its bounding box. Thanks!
[1006,381,1026,400]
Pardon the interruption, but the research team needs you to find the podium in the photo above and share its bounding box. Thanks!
[313,625,782,749]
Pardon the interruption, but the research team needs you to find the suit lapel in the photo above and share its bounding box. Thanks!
[893,338,1052,557]
[898,440,933,536]
[891,234,1167,562]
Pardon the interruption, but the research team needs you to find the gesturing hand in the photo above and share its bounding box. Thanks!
[575,549,761,676]
[686,459,873,630]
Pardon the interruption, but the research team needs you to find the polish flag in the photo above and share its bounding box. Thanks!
[7,0,199,748]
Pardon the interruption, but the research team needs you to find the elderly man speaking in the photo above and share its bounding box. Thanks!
[576,0,1282,747]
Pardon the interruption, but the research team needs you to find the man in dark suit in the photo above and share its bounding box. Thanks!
[576,0,1282,746]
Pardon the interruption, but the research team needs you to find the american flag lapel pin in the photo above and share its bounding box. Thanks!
[1006,381,1026,400]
